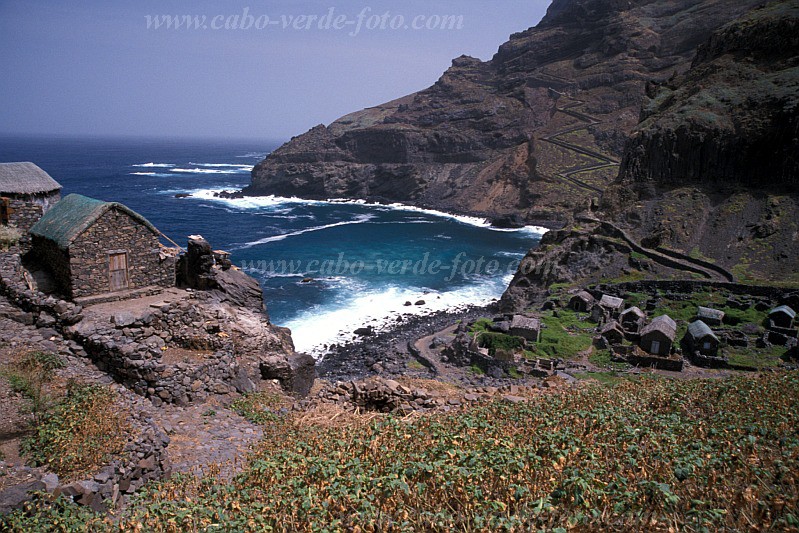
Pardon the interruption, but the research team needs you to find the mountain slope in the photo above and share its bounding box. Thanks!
[605,0,799,282]
[246,0,763,228]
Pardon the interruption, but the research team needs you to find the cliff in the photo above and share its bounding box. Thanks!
[605,0,799,282]
[247,0,764,227]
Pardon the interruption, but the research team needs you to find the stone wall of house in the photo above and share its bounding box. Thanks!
[69,209,175,298]
[30,235,72,295]
[4,192,61,251]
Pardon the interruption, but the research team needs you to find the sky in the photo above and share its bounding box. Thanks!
[0,1,551,142]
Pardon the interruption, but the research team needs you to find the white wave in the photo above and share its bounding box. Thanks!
[130,172,174,177]
[236,151,270,158]
[186,189,330,209]
[132,162,175,168]
[185,189,549,235]
[188,162,253,170]
[236,214,375,249]
[282,280,505,357]
[170,168,246,175]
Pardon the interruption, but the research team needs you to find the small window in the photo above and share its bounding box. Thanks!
[703,342,712,350]
[0,197,10,225]
[650,340,661,354]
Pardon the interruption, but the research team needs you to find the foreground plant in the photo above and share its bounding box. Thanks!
[3,373,798,531]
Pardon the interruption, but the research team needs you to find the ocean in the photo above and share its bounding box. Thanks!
[0,136,544,356]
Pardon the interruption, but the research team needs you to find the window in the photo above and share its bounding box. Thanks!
[703,342,712,350]
[0,197,10,225]
[650,340,661,354]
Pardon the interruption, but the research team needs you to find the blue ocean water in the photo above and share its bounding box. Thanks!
[0,136,544,355]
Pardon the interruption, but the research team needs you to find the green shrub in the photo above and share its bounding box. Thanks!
[231,392,287,425]
[468,318,494,336]
[21,382,130,479]
[477,332,525,356]
[1,351,64,425]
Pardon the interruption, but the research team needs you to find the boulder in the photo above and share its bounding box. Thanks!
[260,352,316,398]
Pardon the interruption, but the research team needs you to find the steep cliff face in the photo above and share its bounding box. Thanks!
[606,0,799,282]
[248,0,762,227]
[618,1,799,192]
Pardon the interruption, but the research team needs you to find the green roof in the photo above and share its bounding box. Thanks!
[30,193,160,249]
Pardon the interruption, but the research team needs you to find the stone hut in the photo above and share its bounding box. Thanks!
[696,306,725,326]
[684,320,720,357]
[569,291,595,313]
[509,315,541,343]
[620,306,646,332]
[29,194,176,300]
[0,162,62,248]
[599,321,625,346]
[640,315,677,356]
[769,305,796,329]
[599,294,624,318]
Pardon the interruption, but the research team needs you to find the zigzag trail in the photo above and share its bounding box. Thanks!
[528,76,735,282]
[539,87,619,195]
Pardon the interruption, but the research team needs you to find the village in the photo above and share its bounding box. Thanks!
[433,283,799,382]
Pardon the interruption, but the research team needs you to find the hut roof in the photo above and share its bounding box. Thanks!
[511,315,540,331]
[697,306,725,321]
[599,294,624,309]
[641,315,677,341]
[686,320,718,342]
[769,305,796,319]
[0,162,62,195]
[620,306,646,319]
[600,321,624,335]
[30,193,159,249]
[571,291,595,303]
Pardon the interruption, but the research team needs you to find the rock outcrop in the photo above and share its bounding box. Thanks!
[247,0,763,227]
[617,1,799,192]
[604,0,799,281]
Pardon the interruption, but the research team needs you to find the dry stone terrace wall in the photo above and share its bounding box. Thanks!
[0,253,254,405]
[68,295,254,406]
[68,209,175,299]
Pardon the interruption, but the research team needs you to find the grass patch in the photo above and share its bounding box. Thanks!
[469,365,485,376]
[407,359,426,370]
[726,344,786,369]
[589,350,629,371]
[537,310,594,359]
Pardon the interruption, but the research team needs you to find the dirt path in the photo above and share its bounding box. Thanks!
[539,93,620,197]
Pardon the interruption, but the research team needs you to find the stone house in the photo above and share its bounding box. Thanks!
[0,162,62,248]
[599,294,624,318]
[620,306,646,332]
[599,321,625,346]
[569,291,595,312]
[684,320,720,357]
[639,315,677,356]
[29,194,175,300]
[769,305,796,329]
[696,306,725,326]
[509,315,541,343]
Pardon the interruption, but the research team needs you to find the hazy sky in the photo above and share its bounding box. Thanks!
[0,1,551,141]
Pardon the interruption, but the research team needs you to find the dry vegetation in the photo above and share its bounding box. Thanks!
[4,372,798,531]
